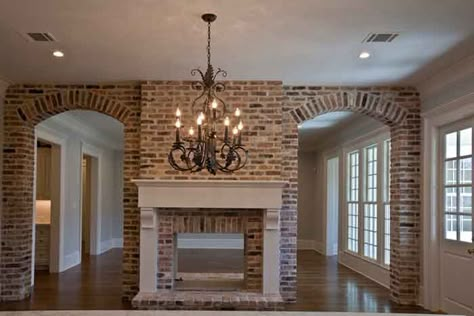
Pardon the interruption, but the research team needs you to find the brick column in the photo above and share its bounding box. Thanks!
[156,211,175,290]
[0,80,8,285]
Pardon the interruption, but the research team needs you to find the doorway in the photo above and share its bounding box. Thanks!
[439,119,474,316]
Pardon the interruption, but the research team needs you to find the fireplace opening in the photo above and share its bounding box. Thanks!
[175,233,245,291]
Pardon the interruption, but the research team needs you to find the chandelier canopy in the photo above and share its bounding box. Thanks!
[168,13,248,175]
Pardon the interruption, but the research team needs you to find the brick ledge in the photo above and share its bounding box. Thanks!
[132,291,284,310]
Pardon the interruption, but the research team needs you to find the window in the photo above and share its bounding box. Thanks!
[347,151,359,253]
[364,145,377,260]
[345,135,391,266]
[442,127,473,243]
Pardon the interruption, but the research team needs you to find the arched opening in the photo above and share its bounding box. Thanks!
[0,89,140,305]
[289,91,421,307]
[298,111,395,311]
[30,110,125,308]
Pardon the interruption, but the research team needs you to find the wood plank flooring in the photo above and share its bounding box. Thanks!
[0,249,429,312]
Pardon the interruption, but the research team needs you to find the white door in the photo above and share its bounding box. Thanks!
[440,121,474,316]
[325,156,339,256]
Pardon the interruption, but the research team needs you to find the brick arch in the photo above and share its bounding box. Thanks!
[286,90,420,305]
[17,90,132,125]
[1,86,141,302]
[289,91,408,126]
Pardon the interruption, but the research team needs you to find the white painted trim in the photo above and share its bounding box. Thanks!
[422,92,474,311]
[100,239,113,254]
[35,126,67,274]
[62,251,81,272]
[322,153,340,257]
[81,142,103,257]
[112,238,123,248]
[297,239,325,254]
[339,251,390,289]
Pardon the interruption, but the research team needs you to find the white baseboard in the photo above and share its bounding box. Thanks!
[61,251,80,272]
[338,251,389,289]
[297,239,325,254]
[112,238,123,248]
[99,239,113,254]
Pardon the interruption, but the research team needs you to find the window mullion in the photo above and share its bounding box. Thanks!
[376,141,384,264]
[358,149,364,256]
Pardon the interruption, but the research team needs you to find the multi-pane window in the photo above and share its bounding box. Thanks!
[383,140,391,265]
[364,146,378,260]
[345,136,391,266]
[347,152,359,253]
[443,127,473,243]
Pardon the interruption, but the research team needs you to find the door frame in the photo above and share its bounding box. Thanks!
[35,125,67,277]
[322,151,341,256]
[422,92,474,310]
[81,142,102,256]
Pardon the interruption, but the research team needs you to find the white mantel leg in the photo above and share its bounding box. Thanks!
[263,208,280,295]
[139,207,157,292]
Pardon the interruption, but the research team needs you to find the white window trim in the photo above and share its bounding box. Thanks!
[342,130,390,268]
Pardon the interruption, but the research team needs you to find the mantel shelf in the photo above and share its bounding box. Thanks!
[132,179,286,210]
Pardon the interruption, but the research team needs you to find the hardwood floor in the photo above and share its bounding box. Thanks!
[0,249,429,312]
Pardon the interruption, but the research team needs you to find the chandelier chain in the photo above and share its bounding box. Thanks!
[207,21,211,67]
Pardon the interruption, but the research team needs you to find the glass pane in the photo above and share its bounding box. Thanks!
[460,128,472,156]
[445,187,457,213]
[460,186,472,214]
[459,158,472,184]
[445,160,457,185]
[445,214,458,240]
[445,132,457,159]
[460,215,472,243]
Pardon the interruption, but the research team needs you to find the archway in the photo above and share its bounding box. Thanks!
[288,90,421,305]
[0,89,140,301]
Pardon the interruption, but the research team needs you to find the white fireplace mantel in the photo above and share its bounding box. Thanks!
[133,179,286,209]
[133,179,287,296]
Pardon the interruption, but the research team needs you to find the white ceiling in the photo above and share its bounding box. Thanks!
[299,111,384,151]
[42,110,124,150]
[0,0,473,85]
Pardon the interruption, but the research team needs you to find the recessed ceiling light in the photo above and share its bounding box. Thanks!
[359,51,370,59]
[52,50,64,58]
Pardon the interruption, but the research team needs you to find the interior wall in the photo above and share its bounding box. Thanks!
[36,116,124,270]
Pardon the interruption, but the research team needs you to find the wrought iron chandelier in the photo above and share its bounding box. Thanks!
[168,13,248,175]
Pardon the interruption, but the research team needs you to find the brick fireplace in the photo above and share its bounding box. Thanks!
[131,180,286,310]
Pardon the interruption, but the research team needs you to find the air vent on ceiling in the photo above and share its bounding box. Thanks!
[363,33,399,43]
[25,32,56,42]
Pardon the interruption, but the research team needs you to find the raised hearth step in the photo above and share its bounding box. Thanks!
[132,291,284,311]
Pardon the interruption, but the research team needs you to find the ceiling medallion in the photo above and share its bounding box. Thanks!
[168,13,248,175]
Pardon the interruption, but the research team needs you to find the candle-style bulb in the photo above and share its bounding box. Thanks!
[235,108,241,117]
[224,117,230,126]
[189,127,195,136]
[232,127,239,135]
[175,119,181,129]
[199,112,205,121]
[197,117,202,125]
[211,99,218,109]
[238,120,243,130]
[175,107,181,117]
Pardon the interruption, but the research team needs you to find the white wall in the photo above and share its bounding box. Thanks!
[36,112,124,271]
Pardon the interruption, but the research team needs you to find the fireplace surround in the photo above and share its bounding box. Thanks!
[132,180,286,310]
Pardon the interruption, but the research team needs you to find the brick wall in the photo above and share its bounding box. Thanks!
[0,82,421,305]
